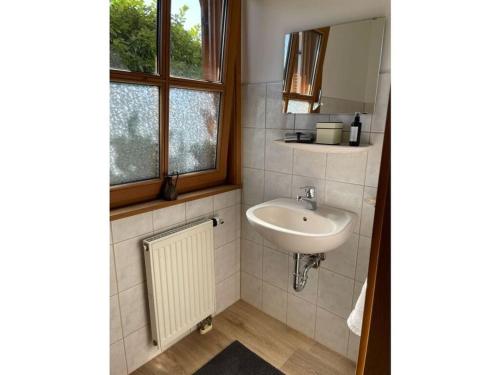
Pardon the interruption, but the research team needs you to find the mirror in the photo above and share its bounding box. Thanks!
[282,17,385,114]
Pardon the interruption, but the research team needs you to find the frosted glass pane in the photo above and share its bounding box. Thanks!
[110,0,158,74]
[110,83,160,185]
[287,100,310,114]
[168,88,220,174]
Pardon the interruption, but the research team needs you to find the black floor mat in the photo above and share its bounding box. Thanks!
[193,341,284,375]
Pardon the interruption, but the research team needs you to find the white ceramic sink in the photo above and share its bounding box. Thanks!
[246,198,356,254]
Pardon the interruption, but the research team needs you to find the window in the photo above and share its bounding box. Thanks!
[282,28,329,113]
[110,0,239,208]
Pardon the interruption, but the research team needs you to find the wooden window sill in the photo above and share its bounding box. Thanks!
[110,184,241,221]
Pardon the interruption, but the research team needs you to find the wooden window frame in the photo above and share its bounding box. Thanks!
[282,27,329,113]
[110,0,240,209]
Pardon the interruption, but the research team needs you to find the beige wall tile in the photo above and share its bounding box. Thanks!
[360,113,373,133]
[322,233,359,278]
[317,269,355,318]
[324,180,364,232]
[241,271,262,309]
[242,83,266,127]
[123,325,160,373]
[243,127,266,169]
[371,73,391,133]
[241,239,263,278]
[110,340,127,375]
[355,236,371,282]
[347,332,361,362]
[324,180,364,215]
[214,205,237,248]
[235,204,241,232]
[110,295,122,344]
[241,205,263,243]
[291,175,326,205]
[152,203,185,232]
[215,240,239,284]
[264,171,292,201]
[352,281,364,309]
[114,233,152,292]
[112,212,153,243]
[292,149,327,178]
[265,129,293,174]
[262,247,288,290]
[262,282,287,323]
[119,283,149,337]
[331,114,353,131]
[286,294,316,338]
[235,240,241,272]
[262,238,277,250]
[325,152,368,185]
[235,189,241,204]
[315,307,348,356]
[110,245,118,296]
[294,114,330,131]
[266,83,294,129]
[288,256,319,304]
[216,272,240,314]
[214,190,237,210]
[186,196,214,220]
[365,132,385,187]
[360,187,377,237]
[242,167,264,205]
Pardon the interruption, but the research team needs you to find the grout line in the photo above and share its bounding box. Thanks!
[110,244,120,297]
[118,338,130,375]
[264,82,268,129]
[114,292,128,372]
[112,230,154,247]
[351,235,361,306]
[216,269,240,287]
[242,165,265,172]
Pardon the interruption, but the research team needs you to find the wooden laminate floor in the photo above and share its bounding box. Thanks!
[132,300,356,375]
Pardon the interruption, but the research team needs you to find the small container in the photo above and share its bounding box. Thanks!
[162,172,179,201]
[315,122,343,145]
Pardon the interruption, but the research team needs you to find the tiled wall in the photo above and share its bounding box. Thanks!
[240,72,390,362]
[110,189,241,374]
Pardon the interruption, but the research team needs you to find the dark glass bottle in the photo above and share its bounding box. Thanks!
[349,113,362,146]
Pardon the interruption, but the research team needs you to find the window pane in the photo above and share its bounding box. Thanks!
[290,30,322,95]
[110,0,158,74]
[170,0,226,81]
[287,100,311,114]
[168,88,220,174]
[110,83,160,185]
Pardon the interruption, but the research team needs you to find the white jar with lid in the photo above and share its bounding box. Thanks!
[315,122,343,145]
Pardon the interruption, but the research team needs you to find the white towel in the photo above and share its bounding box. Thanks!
[347,280,367,336]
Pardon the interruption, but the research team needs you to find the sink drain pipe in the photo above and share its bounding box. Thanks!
[293,252,325,291]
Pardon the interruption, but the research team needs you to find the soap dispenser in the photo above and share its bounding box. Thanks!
[349,112,362,146]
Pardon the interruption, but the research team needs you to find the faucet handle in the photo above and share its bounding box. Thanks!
[299,185,316,198]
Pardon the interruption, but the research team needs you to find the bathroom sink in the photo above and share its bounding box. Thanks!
[246,198,356,254]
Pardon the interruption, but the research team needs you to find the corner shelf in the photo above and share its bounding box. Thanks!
[272,140,372,154]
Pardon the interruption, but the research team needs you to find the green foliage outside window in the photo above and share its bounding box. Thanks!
[110,0,202,78]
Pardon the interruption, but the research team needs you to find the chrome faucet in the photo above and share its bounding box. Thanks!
[296,186,317,210]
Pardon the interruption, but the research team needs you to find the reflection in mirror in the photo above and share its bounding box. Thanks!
[282,17,385,114]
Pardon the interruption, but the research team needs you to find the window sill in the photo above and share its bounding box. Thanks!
[110,184,241,221]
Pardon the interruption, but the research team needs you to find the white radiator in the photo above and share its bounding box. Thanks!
[143,218,216,351]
